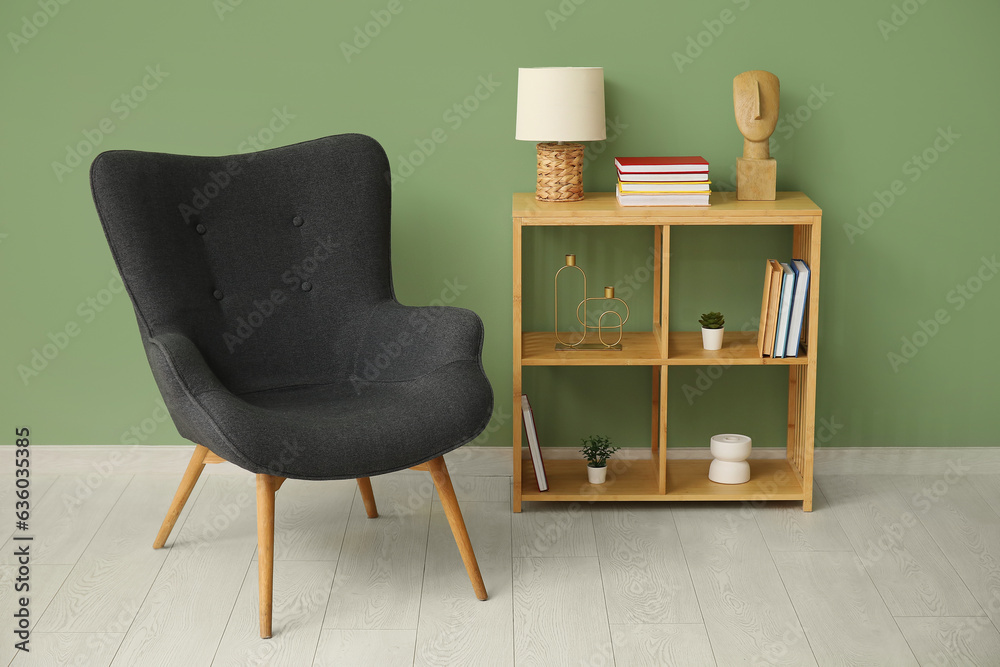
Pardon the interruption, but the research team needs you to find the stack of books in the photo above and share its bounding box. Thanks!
[615,156,711,206]
[758,259,811,358]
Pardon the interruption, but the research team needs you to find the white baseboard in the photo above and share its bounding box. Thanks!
[1,445,998,477]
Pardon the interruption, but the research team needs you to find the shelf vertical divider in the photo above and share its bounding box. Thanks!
[801,217,821,510]
[512,216,523,513]
[658,225,670,493]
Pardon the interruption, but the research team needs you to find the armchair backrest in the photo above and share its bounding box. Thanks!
[91,134,393,394]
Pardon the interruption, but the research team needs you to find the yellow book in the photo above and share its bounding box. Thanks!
[618,181,711,194]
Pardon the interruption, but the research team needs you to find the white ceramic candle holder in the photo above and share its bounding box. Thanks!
[708,434,751,484]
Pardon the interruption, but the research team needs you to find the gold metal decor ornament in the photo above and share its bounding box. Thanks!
[554,254,629,350]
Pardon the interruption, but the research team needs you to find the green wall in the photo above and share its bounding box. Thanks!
[3,0,998,449]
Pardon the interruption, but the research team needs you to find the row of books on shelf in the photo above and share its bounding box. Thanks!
[758,259,811,358]
[615,156,711,207]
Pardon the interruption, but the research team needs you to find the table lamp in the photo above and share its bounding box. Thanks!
[516,67,606,202]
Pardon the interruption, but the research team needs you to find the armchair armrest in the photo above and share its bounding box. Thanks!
[351,300,485,384]
[145,331,228,398]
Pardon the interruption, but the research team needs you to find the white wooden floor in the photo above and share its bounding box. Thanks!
[5,453,1000,666]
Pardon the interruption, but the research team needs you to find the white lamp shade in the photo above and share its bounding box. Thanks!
[515,67,606,142]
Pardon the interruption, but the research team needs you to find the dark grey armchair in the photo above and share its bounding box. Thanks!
[90,133,493,638]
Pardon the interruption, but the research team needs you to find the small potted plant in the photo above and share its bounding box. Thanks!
[580,435,620,484]
[699,311,725,351]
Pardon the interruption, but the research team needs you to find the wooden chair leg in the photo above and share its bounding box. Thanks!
[256,473,277,639]
[153,444,209,549]
[356,477,378,518]
[426,456,488,601]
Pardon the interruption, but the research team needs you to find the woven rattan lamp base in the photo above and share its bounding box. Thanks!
[535,142,585,202]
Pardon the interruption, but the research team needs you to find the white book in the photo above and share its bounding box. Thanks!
[617,170,708,182]
[785,259,811,357]
[615,191,710,207]
[520,395,548,492]
[772,262,796,358]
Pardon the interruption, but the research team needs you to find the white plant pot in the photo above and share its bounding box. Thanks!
[701,327,724,350]
[587,465,608,484]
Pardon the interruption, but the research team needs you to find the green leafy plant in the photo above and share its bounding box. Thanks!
[579,435,620,468]
[699,311,725,329]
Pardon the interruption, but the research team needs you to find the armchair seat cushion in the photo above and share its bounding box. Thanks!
[197,358,492,480]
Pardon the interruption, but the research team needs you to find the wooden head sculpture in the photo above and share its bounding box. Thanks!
[733,70,779,200]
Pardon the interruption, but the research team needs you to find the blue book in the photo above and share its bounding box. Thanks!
[772,263,796,358]
[785,259,811,357]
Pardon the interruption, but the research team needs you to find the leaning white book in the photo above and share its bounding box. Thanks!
[520,394,548,492]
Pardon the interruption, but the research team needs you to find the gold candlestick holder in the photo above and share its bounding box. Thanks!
[554,254,629,350]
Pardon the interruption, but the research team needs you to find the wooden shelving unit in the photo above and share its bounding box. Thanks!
[512,191,821,512]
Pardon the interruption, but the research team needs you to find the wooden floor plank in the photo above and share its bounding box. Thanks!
[818,475,982,616]
[513,557,613,666]
[773,551,917,665]
[592,504,701,624]
[672,505,817,666]
[0,474,131,565]
[35,475,200,633]
[270,479,354,561]
[435,475,511,504]
[968,474,1000,517]
[213,561,336,667]
[414,501,512,667]
[313,629,416,667]
[753,485,853,552]
[610,624,717,667]
[395,472,511,504]
[512,502,596,558]
[322,474,431,630]
[9,633,122,667]
[894,475,1000,625]
[896,616,1000,667]
[0,564,73,666]
[110,476,258,666]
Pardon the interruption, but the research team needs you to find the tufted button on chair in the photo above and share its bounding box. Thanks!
[90,133,493,638]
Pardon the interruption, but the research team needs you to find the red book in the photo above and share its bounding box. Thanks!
[615,156,709,173]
